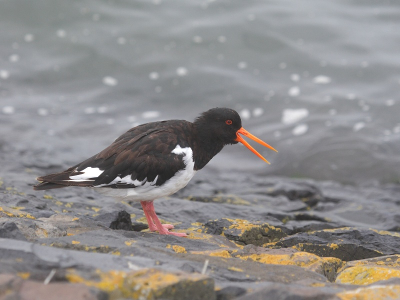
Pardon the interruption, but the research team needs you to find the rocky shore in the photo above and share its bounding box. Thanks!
[1,168,400,300]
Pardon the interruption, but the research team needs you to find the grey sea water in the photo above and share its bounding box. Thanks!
[1,0,399,184]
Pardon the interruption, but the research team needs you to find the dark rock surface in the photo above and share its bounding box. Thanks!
[268,228,400,261]
[1,165,400,299]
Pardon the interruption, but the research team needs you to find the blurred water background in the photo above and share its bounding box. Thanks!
[1,0,399,185]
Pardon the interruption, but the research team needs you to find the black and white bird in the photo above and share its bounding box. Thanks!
[34,107,277,237]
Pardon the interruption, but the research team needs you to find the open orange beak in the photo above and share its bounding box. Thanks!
[235,127,278,164]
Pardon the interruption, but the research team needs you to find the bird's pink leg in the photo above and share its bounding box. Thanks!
[140,201,186,237]
[141,201,158,231]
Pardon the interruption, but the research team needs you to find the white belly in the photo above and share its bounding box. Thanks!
[96,145,196,201]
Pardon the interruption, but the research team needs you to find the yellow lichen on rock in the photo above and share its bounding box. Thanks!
[336,266,400,285]
[337,284,400,300]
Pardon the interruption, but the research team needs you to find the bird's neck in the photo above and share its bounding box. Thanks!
[191,123,224,171]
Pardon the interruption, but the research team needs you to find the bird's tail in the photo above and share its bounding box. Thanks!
[33,181,68,190]
[33,167,94,190]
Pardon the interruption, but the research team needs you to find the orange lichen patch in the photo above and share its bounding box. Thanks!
[308,227,351,234]
[228,267,243,272]
[186,232,212,240]
[311,282,326,287]
[172,245,187,254]
[337,284,400,300]
[17,272,30,280]
[35,227,48,238]
[166,244,187,254]
[124,240,136,246]
[209,250,231,258]
[0,206,35,219]
[191,222,203,227]
[371,229,400,238]
[329,243,339,250]
[344,256,400,269]
[226,219,264,233]
[72,217,79,221]
[43,194,54,199]
[66,268,212,299]
[72,241,81,245]
[336,266,400,285]
[11,206,25,210]
[192,249,239,259]
[91,207,101,213]
[243,252,318,266]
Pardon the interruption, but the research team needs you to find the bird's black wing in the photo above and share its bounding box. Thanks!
[34,120,193,190]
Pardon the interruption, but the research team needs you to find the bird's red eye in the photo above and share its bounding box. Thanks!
[225,120,232,125]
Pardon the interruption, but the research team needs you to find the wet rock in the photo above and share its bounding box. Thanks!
[192,246,343,282]
[1,167,400,298]
[236,282,340,300]
[186,195,251,206]
[0,221,27,241]
[67,268,215,300]
[237,279,400,300]
[204,218,287,246]
[109,210,133,230]
[216,286,247,300]
[269,228,400,261]
[263,181,323,209]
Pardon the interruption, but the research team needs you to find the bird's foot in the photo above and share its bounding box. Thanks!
[151,224,187,236]
[158,229,187,237]
[148,223,174,231]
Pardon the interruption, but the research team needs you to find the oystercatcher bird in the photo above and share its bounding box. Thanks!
[34,108,277,236]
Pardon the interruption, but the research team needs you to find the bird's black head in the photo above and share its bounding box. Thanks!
[194,107,242,145]
[194,107,278,164]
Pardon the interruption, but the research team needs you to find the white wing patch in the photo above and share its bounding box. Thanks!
[69,167,104,182]
[95,175,158,188]
[97,145,196,201]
